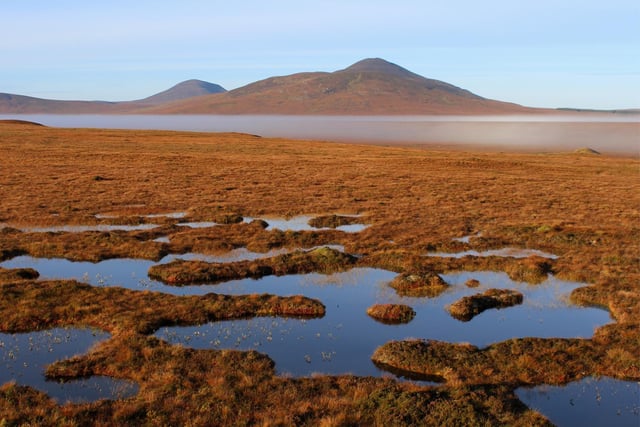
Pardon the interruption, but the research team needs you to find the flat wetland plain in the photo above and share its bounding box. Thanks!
[0,121,638,425]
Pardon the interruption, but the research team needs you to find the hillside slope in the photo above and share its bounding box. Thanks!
[1,59,542,114]
[0,79,226,114]
[143,58,536,115]
[138,79,226,104]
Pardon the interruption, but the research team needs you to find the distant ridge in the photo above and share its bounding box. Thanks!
[3,58,627,115]
[143,57,532,115]
[0,119,44,126]
[0,79,226,114]
[0,93,116,114]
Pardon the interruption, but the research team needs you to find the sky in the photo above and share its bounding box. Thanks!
[1,0,639,109]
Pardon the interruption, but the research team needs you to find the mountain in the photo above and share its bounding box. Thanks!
[0,59,545,114]
[0,93,117,114]
[142,58,537,115]
[0,79,226,114]
[137,79,226,104]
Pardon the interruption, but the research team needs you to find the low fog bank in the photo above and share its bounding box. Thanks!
[2,114,638,154]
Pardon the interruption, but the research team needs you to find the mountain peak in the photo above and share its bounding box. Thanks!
[140,79,226,104]
[340,58,420,78]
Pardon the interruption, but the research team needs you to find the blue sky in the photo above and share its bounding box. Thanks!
[1,0,638,109]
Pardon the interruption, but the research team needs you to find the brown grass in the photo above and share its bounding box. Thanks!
[366,304,416,324]
[465,278,481,288]
[307,214,365,228]
[148,247,356,285]
[388,271,449,297]
[0,123,638,425]
[447,289,524,321]
[0,279,325,335]
[371,337,615,387]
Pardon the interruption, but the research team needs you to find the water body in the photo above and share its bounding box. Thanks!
[516,377,640,427]
[0,328,138,403]
[176,221,219,229]
[3,214,366,234]
[1,114,637,153]
[15,224,160,233]
[243,215,368,233]
[0,246,344,296]
[452,232,482,243]
[154,270,610,377]
[0,254,611,377]
[426,248,559,259]
[95,212,186,219]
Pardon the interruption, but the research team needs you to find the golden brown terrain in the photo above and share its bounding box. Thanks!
[0,121,638,425]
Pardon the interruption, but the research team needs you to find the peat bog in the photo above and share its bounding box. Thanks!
[516,377,640,427]
[0,122,638,425]
[0,328,138,404]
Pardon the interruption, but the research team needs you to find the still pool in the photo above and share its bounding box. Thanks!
[0,328,138,403]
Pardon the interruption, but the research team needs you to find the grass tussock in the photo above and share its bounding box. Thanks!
[0,279,324,334]
[389,271,449,297]
[0,267,39,282]
[367,304,416,324]
[358,385,551,426]
[447,289,524,322]
[307,214,364,229]
[503,256,552,284]
[465,278,481,287]
[166,221,347,256]
[0,228,169,262]
[371,337,624,387]
[148,246,356,285]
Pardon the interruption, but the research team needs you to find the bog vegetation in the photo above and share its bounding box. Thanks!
[0,121,638,425]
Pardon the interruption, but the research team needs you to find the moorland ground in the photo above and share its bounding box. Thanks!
[0,121,638,425]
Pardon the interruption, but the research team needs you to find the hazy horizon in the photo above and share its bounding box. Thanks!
[2,114,637,154]
[1,1,639,110]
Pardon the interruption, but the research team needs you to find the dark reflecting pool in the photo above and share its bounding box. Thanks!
[0,328,138,403]
[516,377,640,427]
[154,269,611,377]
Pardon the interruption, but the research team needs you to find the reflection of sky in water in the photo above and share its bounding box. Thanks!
[244,215,368,233]
[4,213,368,233]
[516,377,640,427]
[95,212,186,219]
[16,224,159,233]
[426,248,558,259]
[176,221,219,229]
[452,232,482,243]
[0,256,612,378]
[144,212,186,219]
[0,246,343,296]
[0,328,138,403]
[154,270,610,378]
